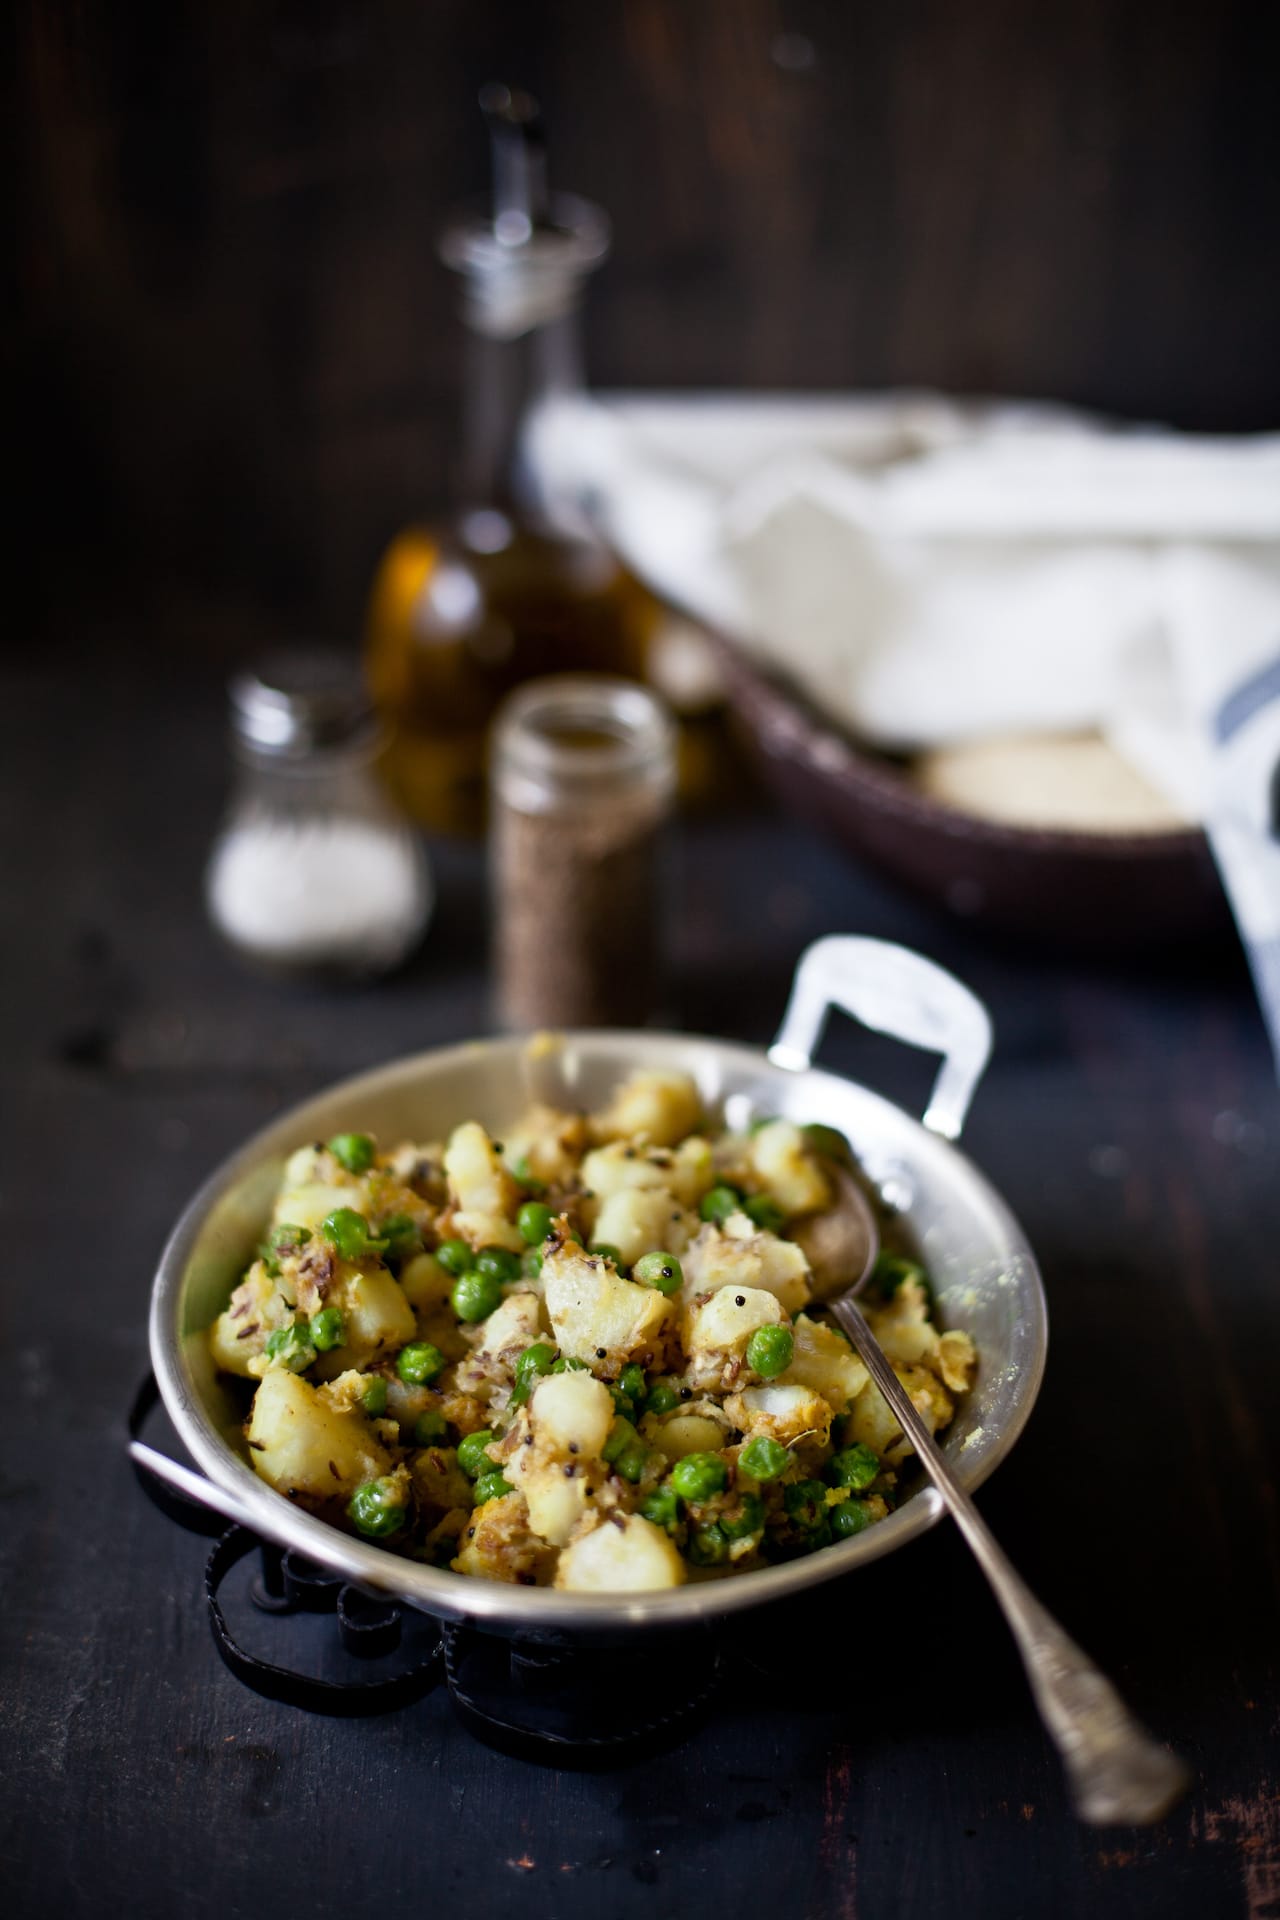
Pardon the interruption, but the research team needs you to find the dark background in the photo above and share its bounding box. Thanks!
[14,0,1280,658]
[6,11,1280,1917]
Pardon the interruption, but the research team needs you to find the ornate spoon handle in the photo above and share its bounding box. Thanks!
[828,1293,1190,1825]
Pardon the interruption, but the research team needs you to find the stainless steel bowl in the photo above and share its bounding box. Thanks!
[146,936,1047,1638]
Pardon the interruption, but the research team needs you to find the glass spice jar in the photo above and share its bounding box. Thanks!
[490,674,676,1029]
[205,651,432,979]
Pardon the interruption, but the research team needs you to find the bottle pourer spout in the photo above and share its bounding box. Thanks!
[479,82,549,243]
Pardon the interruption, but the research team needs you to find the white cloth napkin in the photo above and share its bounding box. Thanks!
[526,392,1280,1067]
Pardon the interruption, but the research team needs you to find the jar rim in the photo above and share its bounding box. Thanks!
[492,674,675,788]
[230,650,377,758]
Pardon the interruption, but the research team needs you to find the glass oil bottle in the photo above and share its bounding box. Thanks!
[364,87,656,835]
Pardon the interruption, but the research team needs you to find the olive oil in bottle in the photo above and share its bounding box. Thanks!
[364,86,655,834]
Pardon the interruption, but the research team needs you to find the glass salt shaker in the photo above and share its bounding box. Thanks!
[206,651,432,978]
[490,674,676,1029]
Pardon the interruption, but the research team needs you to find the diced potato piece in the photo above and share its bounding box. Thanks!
[511,1461,595,1546]
[453,1491,556,1585]
[454,1291,548,1402]
[542,1245,677,1376]
[666,1137,715,1207]
[272,1182,365,1236]
[398,1251,455,1314]
[937,1329,977,1393]
[501,1105,588,1187]
[747,1119,831,1217]
[732,1381,834,1453]
[590,1071,702,1148]
[591,1187,694,1266]
[209,1260,293,1377]
[530,1371,615,1458]
[281,1144,345,1190]
[845,1364,954,1466]
[868,1312,940,1370]
[313,1266,416,1377]
[474,1290,546,1360]
[646,1410,731,1462]
[778,1314,868,1412]
[684,1285,786,1391]
[246,1367,390,1501]
[444,1121,519,1246]
[554,1514,687,1592]
[681,1221,812,1317]
[581,1141,680,1201]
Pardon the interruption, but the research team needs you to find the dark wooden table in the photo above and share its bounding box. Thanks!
[3,648,1277,1920]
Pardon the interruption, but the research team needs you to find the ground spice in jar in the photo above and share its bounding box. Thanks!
[491,676,676,1029]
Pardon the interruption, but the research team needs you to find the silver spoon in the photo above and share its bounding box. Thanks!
[800,1160,1190,1826]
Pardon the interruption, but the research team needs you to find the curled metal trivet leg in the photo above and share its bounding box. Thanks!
[205,1527,442,1718]
[442,1622,722,1766]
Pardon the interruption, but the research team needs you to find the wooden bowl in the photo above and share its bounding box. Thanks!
[714,638,1228,947]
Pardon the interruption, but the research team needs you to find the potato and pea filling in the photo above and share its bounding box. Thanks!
[208,1074,976,1591]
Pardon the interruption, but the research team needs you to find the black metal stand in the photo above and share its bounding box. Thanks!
[130,1371,721,1760]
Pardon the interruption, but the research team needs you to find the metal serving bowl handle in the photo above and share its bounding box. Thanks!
[769,935,993,1140]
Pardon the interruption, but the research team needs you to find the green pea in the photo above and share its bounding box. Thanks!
[688,1522,729,1566]
[746,1325,794,1379]
[472,1470,513,1506]
[397,1341,446,1386]
[618,1363,647,1402]
[378,1213,422,1260]
[360,1376,388,1417]
[347,1477,407,1539]
[644,1383,681,1417]
[602,1417,639,1465]
[309,1307,345,1353]
[803,1123,851,1164]
[517,1201,555,1245]
[826,1443,880,1490]
[720,1492,765,1541]
[830,1497,873,1539]
[511,1158,546,1196]
[699,1185,743,1226]
[456,1430,497,1479]
[743,1193,786,1235]
[263,1321,315,1372]
[590,1243,625,1271]
[450,1268,504,1323]
[436,1237,473,1276]
[516,1341,557,1384]
[670,1452,728,1504]
[270,1222,311,1251]
[521,1248,544,1278]
[632,1251,683,1295]
[551,1355,590,1374]
[475,1245,521,1283]
[413,1409,449,1445]
[783,1478,829,1530]
[321,1207,384,1261]
[328,1132,376,1175]
[510,1341,557,1406]
[640,1485,680,1532]
[738,1435,791,1482]
[614,1443,651,1485]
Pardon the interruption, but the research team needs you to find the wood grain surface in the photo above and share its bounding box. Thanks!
[15,0,1280,649]
[1,644,1277,1919]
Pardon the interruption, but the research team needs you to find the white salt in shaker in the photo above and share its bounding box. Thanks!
[206,652,431,978]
